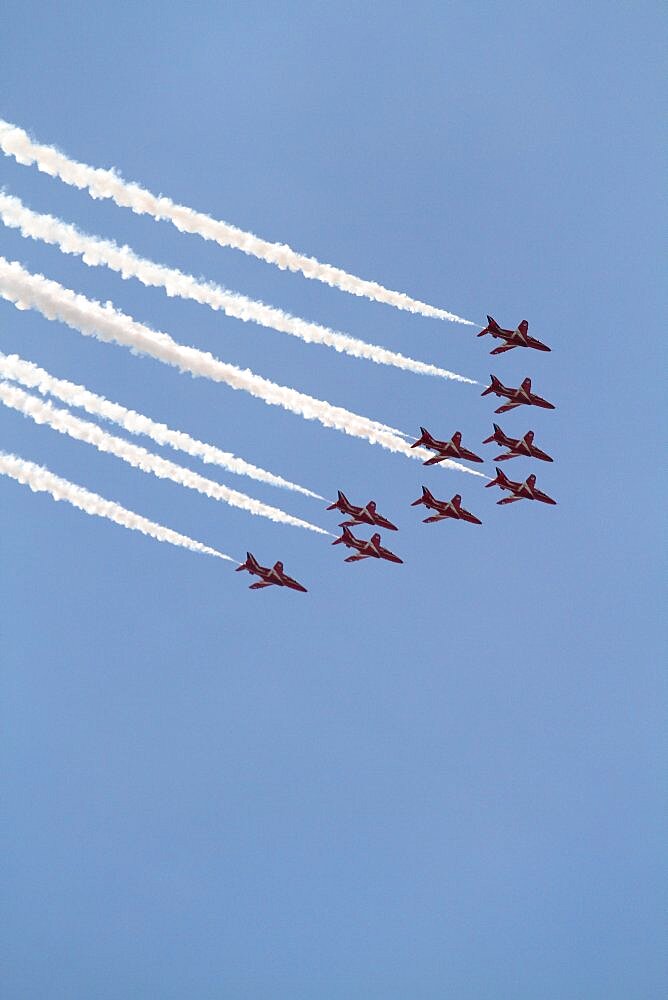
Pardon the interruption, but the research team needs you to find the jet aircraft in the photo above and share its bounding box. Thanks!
[477,315,551,354]
[326,491,397,530]
[411,487,482,525]
[410,427,484,465]
[332,528,403,564]
[485,468,557,505]
[236,552,307,591]
[483,424,553,462]
[481,376,555,414]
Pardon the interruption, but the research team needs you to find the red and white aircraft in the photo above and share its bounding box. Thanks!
[411,487,482,525]
[477,315,551,355]
[410,427,484,465]
[236,552,307,591]
[485,468,557,505]
[326,491,397,530]
[483,423,553,462]
[332,527,403,564]
[481,375,555,414]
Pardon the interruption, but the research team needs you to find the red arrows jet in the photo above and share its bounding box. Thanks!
[411,487,482,525]
[410,427,484,465]
[326,491,397,530]
[483,423,553,462]
[332,527,403,564]
[236,552,307,591]
[485,468,557,505]
[481,375,555,414]
[477,315,551,355]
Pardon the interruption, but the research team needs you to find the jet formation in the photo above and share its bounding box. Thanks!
[240,314,556,592]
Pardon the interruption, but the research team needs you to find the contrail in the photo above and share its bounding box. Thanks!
[0,381,330,535]
[0,119,474,324]
[0,192,477,384]
[0,450,234,561]
[0,350,321,499]
[0,258,485,479]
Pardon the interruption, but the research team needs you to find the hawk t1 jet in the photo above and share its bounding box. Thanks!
[411,487,482,525]
[326,491,397,530]
[410,427,484,465]
[483,424,554,462]
[485,468,557,505]
[236,552,307,591]
[332,527,403,564]
[481,376,555,414]
[477,315,551,355]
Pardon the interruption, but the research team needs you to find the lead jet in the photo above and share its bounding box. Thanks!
[332,527,403,564]
[411,487,482,525]
[410,427,484,465]
[483,423,553,463]
[481,375,555,414]
[236,552,307,591]
[326,491,397,531]
[485,468,556,505]
[477,315,551,355]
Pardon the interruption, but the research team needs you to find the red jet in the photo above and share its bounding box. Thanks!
[410,427,484,465]
[481,375,555,414]
[477,315,551,355]
[326,491,397,531]
[411,487,482,525]
[236,552,307,591]
[485,468,557,505]
[332,527,403,564]
[483,423,553,463]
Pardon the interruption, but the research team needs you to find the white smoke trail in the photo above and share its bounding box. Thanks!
[0,450,233,561]
[0,119,474,324]
[0,192,477,384]
[0,350,321,499]
[0,381,330,535]
[0,258,485,478]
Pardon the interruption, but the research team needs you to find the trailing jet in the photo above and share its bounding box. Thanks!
[411,487,482,525]
[410,427,484,465]
[332,527,403,564]
[326,491,397,530]
[477,315,551,355]
[485,467,557,505]
[236,552,307,591]
[481,376,555,414]
[483,424,553,462]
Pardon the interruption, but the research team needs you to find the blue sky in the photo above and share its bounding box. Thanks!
[1,2,665,997]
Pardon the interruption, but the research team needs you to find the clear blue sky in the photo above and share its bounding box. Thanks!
[1,2,665,997]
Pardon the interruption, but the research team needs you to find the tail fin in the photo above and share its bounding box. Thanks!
[521,377,532,392]
[518,320,529,335]
[326,489,348,511]
[481,375,503,397]
[371,533,381,546]
[236,551,255,572]
[411,426,432,449]
[332,526,352,545]
[273,560,284,573]
[483,422,503,444]
[411,485,432,506]
[478,315,499,337]
[485,467,507,488]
